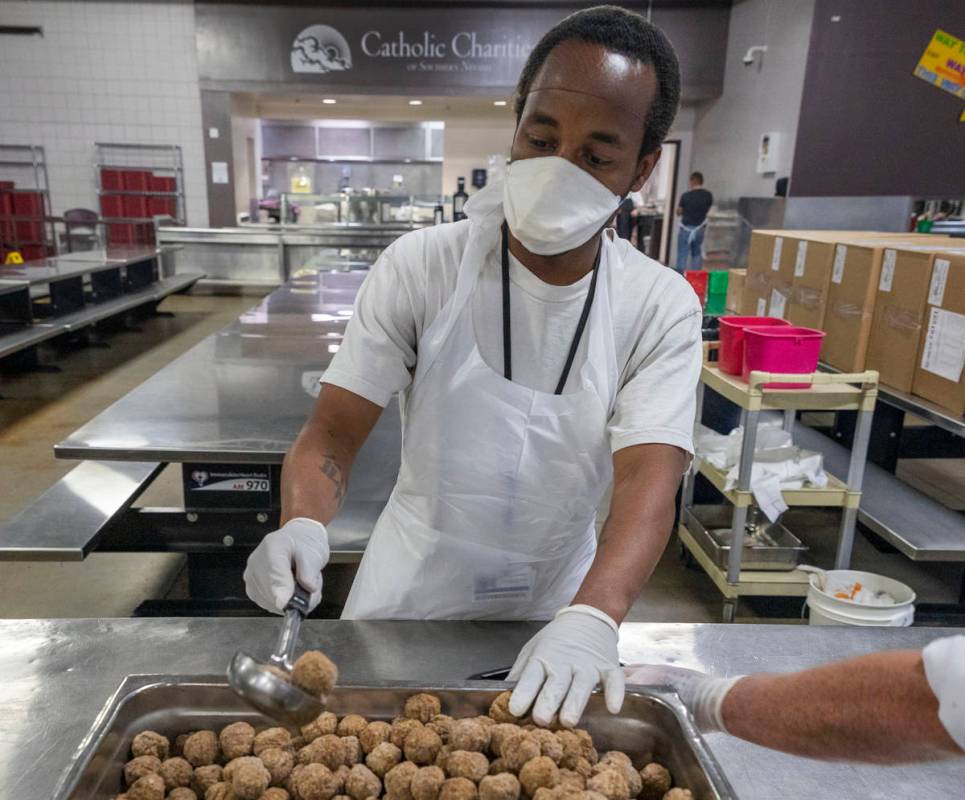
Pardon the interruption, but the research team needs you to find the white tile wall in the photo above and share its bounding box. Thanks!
[0,0,209,226]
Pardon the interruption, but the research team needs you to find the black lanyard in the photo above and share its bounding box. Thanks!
[501,222,601,395]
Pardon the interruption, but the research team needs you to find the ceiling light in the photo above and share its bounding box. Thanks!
[408,100,423,106]
[322,98,337,105]
[493,100,507,107]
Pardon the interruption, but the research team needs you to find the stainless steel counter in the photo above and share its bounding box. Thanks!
[1,620,962,799]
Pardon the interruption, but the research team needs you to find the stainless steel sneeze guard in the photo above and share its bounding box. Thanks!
[53,678,736,800]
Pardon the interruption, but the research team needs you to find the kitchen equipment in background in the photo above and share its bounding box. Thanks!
[471,168,487,189]
[684,504,808,571]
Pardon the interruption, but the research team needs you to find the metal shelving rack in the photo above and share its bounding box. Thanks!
[0,144,56,258]
[680,343,879,621]
[93,143,186,225]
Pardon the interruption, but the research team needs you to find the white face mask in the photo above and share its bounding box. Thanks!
[502,156,623,256]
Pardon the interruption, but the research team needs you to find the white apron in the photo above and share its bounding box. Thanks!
[341,186,620,620]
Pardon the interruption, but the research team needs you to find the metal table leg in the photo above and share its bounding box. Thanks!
[834,402,874,569]
[726,409,759,585]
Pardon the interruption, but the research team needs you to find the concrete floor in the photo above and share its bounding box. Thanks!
[1,291,962,622]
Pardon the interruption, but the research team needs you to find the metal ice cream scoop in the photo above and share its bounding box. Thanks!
[227,584,324,725]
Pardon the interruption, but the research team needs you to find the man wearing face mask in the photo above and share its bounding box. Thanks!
[244,6,702,728]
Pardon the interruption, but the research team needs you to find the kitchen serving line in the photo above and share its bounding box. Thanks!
[0,266,400,614]
[2,620,962,799]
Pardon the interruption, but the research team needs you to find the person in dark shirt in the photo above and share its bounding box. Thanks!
[675,171,713,272]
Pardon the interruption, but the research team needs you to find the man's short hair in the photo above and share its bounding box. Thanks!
[690,171,704,183]
[514,5,681,157]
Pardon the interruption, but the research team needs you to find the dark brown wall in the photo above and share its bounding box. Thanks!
[791,0,965,197]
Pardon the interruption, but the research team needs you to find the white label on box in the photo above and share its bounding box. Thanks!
[928,258,950,306]
[832,245,847,284]
[771,237,783,271]
[879,249,897,292]
[794,241,808,277]
[756,297,767,316]
[769,288,787,319]
[921,306,965,383]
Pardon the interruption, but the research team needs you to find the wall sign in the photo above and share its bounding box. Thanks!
[194,3,728,99]
[913,28,965,101]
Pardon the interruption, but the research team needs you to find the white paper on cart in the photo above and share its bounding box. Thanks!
[720,448,828,523]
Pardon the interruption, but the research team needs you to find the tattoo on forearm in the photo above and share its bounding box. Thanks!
[318,454,346,506]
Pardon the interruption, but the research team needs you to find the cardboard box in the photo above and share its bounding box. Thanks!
[866,243,965,392]
[786,237,836,330]
[740,286,770,317]
[821,236,951,372]
[911,252,965,416]
[726,268,746,313]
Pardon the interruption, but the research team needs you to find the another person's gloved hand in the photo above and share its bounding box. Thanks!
[244,517,329,614]
[624,663,744,733]
[508,605,624,728]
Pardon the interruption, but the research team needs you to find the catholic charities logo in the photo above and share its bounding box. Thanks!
[291,24,352,74]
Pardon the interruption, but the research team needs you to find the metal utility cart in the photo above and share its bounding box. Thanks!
[680,344,879,621]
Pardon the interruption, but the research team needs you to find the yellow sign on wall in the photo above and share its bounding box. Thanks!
[914,28,965,100]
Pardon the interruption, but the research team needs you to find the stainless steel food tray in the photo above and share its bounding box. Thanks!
[685,505,808,571]
[52,677,737,800]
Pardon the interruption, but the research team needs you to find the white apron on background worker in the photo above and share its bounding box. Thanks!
[341,177,619,619]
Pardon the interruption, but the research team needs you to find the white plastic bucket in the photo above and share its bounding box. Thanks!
[805,569,916,627]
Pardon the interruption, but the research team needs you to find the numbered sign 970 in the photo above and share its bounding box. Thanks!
[182,464,275,509]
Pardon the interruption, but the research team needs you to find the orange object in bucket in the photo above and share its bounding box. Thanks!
[742,326,826,388]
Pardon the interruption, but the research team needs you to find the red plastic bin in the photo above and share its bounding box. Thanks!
[742,326,826,389]
[684,270,709,302]
[718,316,792,375]
[123,170,151,191]
[100,195,124,218]
[12,191,44,217]
[123,195,148,218]
[101,169,125,190]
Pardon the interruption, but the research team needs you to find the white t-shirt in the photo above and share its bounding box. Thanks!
[323,220,703,455]
[923,634,965,749]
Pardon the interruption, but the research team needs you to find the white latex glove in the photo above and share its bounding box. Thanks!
[508,605,624,728]
[624,663,744,733]
[244,517,329,614]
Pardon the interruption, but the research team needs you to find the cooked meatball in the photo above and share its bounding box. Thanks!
[487,725,520,759]
[220,723,256,760]
[531,788,557,800]
[303,712,340,743]
[444,751,489,783]
[128,773,165,800]
[254,728,293,757]
[499,733,540,773]
[582,792,609,800]
[586,770,629,800]
[365,741,402,778]
[519,756,560,796]
[438,777,477,800]
[233,760,271,800]
[597,753,631,771]
[132,731,170,761]
[478,773,520,800]
[160,757,194,790]
[259,748,295,786]
[410,766,446,800]
[404,693,442,723]
[359,721,393,754]
[339,736,360,767]
[204,783,235,800]
[593,761,640,798]
[530,730,563,765]
[404,727,443,765]
[487,759,507,776]
[427,715,454,742]
[192,764,224,795]
[337,715,369,738]
[384,761,420,800]
[258,790,290,800]
[345,763,382,800]
[299,735,346,770]
[637,764,671,800]
[168,789,198,800]
[337,765,354,792]
[487,692,521,725]
[661,791,692,800]
[224,758,264,783]
[293,764,340,800]
[184,731,220,767]
[390,719,424,749]
[292,651,338,699]
[473,717,496,730]
[124,755,161,786]
[558,769,585,792]
[572,732,597,764]
[448,720,489,754]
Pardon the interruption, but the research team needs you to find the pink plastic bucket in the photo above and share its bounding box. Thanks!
[718,316,792,375]
[742,326,826,388]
